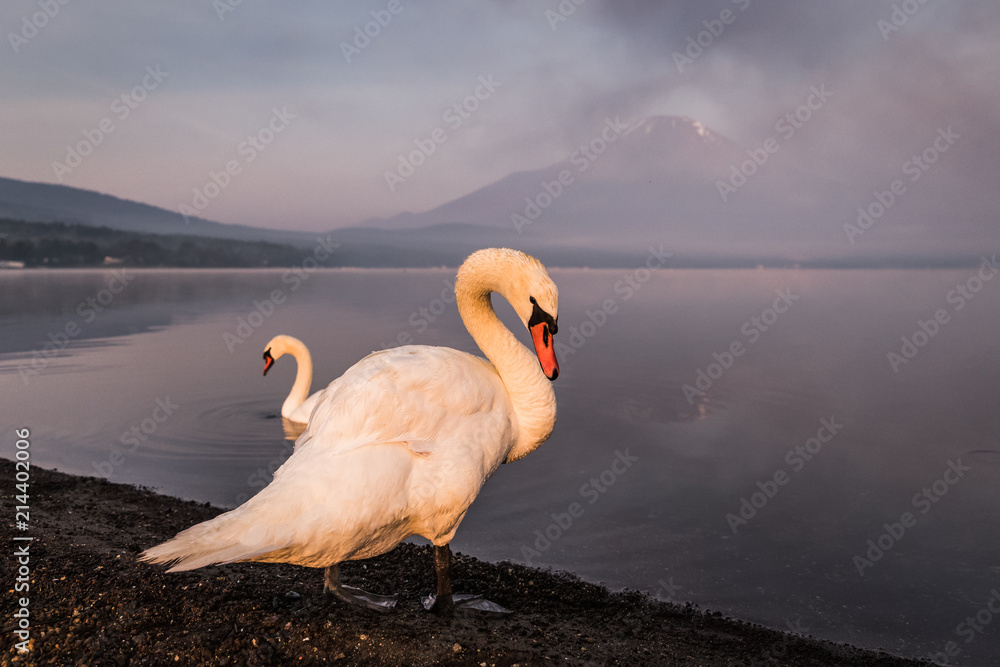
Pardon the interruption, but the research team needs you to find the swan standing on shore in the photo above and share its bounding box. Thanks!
[262,335,322,425]
[142,248,560,614]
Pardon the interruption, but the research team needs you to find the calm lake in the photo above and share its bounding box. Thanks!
[2,266,998,665]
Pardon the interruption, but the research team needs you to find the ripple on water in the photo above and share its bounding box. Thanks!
[140,394,290,462]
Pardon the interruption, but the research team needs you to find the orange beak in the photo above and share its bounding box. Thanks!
[530,322,559,381]
[263,349,275,376]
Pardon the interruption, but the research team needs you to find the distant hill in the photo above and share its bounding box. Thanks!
[0,177,316,246]
[0,175,670,267]
[0,217,670,269]
[0,176,616,266]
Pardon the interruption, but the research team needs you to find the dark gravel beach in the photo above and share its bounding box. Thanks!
[3,462,927,666]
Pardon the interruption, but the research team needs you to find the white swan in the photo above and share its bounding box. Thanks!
[262,335,323,425]
[142,248,560,614]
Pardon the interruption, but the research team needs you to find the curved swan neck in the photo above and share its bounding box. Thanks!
[455,250,556,462]
[282,339,313,417]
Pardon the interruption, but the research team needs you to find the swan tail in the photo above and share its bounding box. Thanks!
[140,506,290,572]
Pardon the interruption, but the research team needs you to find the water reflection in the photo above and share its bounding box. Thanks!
[0,267,998,664]
[282,417,306,441]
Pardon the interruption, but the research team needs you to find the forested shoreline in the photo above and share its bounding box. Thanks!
[0,219,310,268]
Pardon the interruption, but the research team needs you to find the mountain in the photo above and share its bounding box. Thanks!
[0,177,316,246]
[2,114,993,267]
[357,115,995,263]
[364,116,736,230]
[360,116,849,259]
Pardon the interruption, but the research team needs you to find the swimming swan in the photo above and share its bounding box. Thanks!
[142,248,560,614]
[262,335,322,425]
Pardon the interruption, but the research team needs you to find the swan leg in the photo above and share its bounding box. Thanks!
[422,544,511,616]
[323,563,397,612]
[427,544,455,614]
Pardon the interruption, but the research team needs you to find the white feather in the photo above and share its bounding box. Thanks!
[142,248,559,573]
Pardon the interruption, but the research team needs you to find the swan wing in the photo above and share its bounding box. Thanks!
[297,345,512,460]
[142,439,415,569]
[288,389,323,424]
[143,346,515,570]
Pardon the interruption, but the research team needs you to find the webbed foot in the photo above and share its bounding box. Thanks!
[324,564,397,612]
[422,593,510,616]
[333,585,398,612]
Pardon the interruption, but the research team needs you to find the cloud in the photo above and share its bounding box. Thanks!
[0,0,996,253]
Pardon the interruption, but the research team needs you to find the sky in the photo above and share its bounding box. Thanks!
[1,0,998,234]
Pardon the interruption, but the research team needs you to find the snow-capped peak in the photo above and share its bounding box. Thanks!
[624,115,723,145]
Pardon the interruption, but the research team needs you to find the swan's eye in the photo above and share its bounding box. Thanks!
[527,298,557,336]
